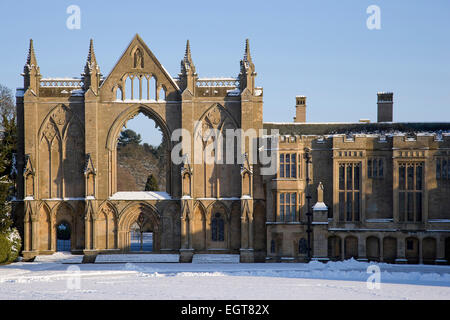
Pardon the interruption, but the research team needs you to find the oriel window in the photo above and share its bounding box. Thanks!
[279,153,297,179]
[279,192,298,222]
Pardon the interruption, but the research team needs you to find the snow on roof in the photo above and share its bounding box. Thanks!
[109,191,172,201]
[16,88,24,98]
[313,202,328,210]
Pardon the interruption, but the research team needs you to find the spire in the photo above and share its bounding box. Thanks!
[87,39,97,67]
[239,39,256,93]
[181,40,196,74]
[82,38,101,93]
[26,39,38,67]
[244,39,252,64]
[179,39,197,93]
[23,39,41,94]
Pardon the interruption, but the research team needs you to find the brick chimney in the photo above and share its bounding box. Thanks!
[377,92,393,122]
[294,96,306,123]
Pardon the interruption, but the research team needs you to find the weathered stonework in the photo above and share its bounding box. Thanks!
[14,35,450,264]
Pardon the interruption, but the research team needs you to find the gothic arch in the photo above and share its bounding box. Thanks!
[117,202,161,252]
[195,103,239,133]
[207,201,230,249]
[52,201,75,252]
[38,105,85,199]
[206,201,230,221]
[38,203,51,251]
[194,103,241,198]
[192,201,207,250]
[37,104,84,140]
[97,201,119,250]
[106,104,173,195]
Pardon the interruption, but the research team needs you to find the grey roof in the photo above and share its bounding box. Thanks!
[263,122,450,136]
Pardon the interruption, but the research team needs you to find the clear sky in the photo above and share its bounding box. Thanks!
[1,0,449,143]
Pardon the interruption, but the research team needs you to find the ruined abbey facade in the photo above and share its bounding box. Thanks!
[14,35,450,264]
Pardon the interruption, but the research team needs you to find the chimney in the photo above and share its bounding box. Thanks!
[377,92,393,122]
[294,96,306,123]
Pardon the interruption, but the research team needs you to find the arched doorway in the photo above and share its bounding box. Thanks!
[383,237,397,263]
[405,237,419,264]
[328,236,341,261]
[54,203,74,252]
[422,237,436,265]
[130,214,154,252]
[207,202,228,250]
[344,236,358,260]
[366,236,380,261]
[56,221,71,252]
[118,203,160,252]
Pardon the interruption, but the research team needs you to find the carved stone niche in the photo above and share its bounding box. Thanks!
[84,154,96,198]
[23,155,35,198]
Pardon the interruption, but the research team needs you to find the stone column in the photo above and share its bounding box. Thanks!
[379,236,384,262]
[179,217,194,263]
[24,219,30,252]
[395,236,407,263]
[418,237,423,264]
[50,216,56,252]
[31,216,38,252]
[357,234,368,262]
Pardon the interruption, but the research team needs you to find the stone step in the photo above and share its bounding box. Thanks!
[192,254,240,264]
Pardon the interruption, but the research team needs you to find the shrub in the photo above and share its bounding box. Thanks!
[0,228,21,264]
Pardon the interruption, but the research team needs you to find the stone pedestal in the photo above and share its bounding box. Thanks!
[179,249,194,263]
[82,249,98,263]
[240,248,254,263]
[312,200,329,261]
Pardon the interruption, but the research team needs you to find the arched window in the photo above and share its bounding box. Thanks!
[115,86,123,101]
[149,76,156,100]
[132,76,140,100]
[211,212,224,242]
[125,76,132,100]
[158,86,166,101]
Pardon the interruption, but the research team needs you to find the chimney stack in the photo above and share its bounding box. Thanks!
[377,92,393,122]
[294,96,306,123]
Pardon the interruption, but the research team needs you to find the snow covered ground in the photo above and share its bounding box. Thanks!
[0,253,450,300]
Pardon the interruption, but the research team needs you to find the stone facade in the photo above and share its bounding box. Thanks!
[14,35,450,264]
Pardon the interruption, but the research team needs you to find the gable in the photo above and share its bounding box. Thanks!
[100,34,180,101]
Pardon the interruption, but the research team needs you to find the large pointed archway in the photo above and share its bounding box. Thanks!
[106,104,173,197]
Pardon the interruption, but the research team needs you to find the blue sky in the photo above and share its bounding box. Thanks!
[1,0,449,144]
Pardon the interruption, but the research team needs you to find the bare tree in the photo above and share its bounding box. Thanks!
[0,84,15,126]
